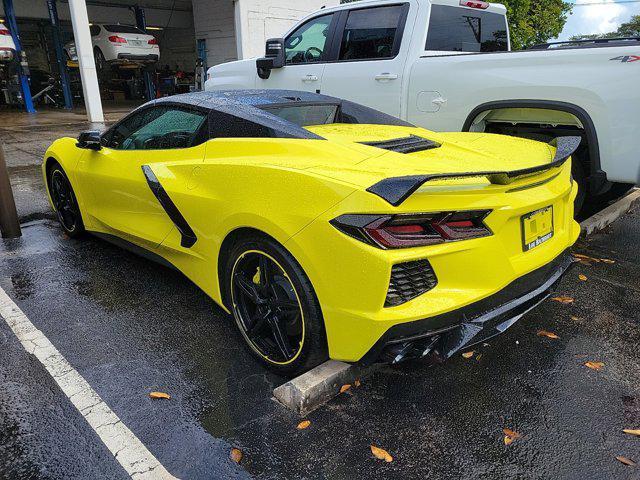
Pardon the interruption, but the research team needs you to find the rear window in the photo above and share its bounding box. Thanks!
[262,104,338,127]
[103,24,145,34]
[425,5,508,53]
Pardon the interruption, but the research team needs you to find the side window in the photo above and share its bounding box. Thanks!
[425,5,508,53]
[285,14,334,65]
[208,111,274,138]
[106,107,208,150]
[338,5,405,61]
[90,25,101,36]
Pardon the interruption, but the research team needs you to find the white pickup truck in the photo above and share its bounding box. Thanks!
[205,0,640,210]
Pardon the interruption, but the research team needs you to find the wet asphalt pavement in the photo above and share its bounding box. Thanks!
[1,120,639,479]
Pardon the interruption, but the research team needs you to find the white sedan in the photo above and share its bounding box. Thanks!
[0,23,16,62]
[64,24,160,70]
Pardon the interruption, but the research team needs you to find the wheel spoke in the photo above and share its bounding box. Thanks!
[258,255,273,288]
[234,273,261,303]
[273,300,300,316]
[246,312,268,338]
[268,315,293,360]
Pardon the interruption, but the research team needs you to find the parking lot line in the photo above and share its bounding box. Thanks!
[0,286,178,480]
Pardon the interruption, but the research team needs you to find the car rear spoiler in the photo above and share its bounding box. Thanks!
[366,136,582,207]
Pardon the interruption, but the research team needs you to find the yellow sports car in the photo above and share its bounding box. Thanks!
[43,90,580,375]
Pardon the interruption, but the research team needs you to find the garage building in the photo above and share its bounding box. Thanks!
[0,0,338,121]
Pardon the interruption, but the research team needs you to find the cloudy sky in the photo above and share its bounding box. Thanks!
[557,0,640,40]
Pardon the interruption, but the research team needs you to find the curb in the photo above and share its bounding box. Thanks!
[273,361,378,416]
[580,189,640,236]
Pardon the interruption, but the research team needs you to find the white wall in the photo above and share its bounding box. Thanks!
[191,0,238,68]
[235,0,340,59]
[191,0,340,68]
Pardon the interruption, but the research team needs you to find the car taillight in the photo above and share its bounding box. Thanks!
[148,38,158,45]
[459,0,490,9]
[108,35,127,44]
[330,211,492,249]
[0,29,11,36]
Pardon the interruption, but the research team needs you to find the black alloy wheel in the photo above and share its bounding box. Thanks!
[225,234,328,376]
[232,251,304,365]
[49,165,84,237]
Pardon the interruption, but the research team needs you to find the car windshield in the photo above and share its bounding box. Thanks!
[103,24,145,35]
[261,104,339,127]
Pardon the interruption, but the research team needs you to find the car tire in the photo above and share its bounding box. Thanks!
[94,48,106,72]
[223,233,328,376]
[571,150,587,216]
[47,163,85,238]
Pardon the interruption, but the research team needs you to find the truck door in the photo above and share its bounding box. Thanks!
[257,13,337,93]
[321,4,410,118]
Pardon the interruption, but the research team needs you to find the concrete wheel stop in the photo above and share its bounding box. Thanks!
[273,360,378,416]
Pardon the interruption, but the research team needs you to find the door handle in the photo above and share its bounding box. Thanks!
[374,73,398,81]
[432,97,447,106]
[302,74,319,82]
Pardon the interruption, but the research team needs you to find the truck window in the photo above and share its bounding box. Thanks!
[425,5,508,53]
[285,14,334,65]
[339,5,405,61]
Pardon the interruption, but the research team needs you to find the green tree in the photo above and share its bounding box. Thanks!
[499,0,572,49]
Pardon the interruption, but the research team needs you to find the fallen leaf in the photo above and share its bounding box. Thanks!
[584,361,605,371]
[371,445,393,462]
[570,316,582,321]
[462,351,474,359]
[577,258,593,266]
[476,354,483,361]
[297,420,311,430]
[600,258,615,264]
[537,330,560,339]
[354,379,361,387]
[149,391,170,400]
[579,274,588,281]
[339,384,351,394]
[616,456,636,467]
[573,254,600,263]
[623,429,640,437]
[503,428,521,445]
[230,448,243,463]
[552,296,574,304]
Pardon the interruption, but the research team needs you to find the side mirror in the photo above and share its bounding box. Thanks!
[76,130,102,151]
[256,38,285,80]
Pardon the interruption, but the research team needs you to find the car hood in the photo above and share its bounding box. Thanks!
[303,124,558,188]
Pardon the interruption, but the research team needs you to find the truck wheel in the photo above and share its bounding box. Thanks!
[571,151,587,215]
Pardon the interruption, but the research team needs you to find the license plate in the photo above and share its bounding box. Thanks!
[521,206,554,252]
[130,40,144,47]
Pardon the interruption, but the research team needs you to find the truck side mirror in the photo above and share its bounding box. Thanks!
[76,130,102,151]
[256,38,285,80]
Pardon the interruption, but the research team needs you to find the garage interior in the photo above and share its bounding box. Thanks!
[0,0,336,122]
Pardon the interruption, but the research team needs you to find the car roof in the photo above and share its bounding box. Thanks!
[146,90,411,140]
[155,90,341,109]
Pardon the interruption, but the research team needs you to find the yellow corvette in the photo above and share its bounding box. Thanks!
[43,90,580,375]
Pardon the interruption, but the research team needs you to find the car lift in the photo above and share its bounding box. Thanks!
[2,0,35,113]
[46,0,73,109]
[133,5,155,101]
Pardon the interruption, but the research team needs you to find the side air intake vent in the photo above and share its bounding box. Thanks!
[385,259,438,307]
[360,135,440,154]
